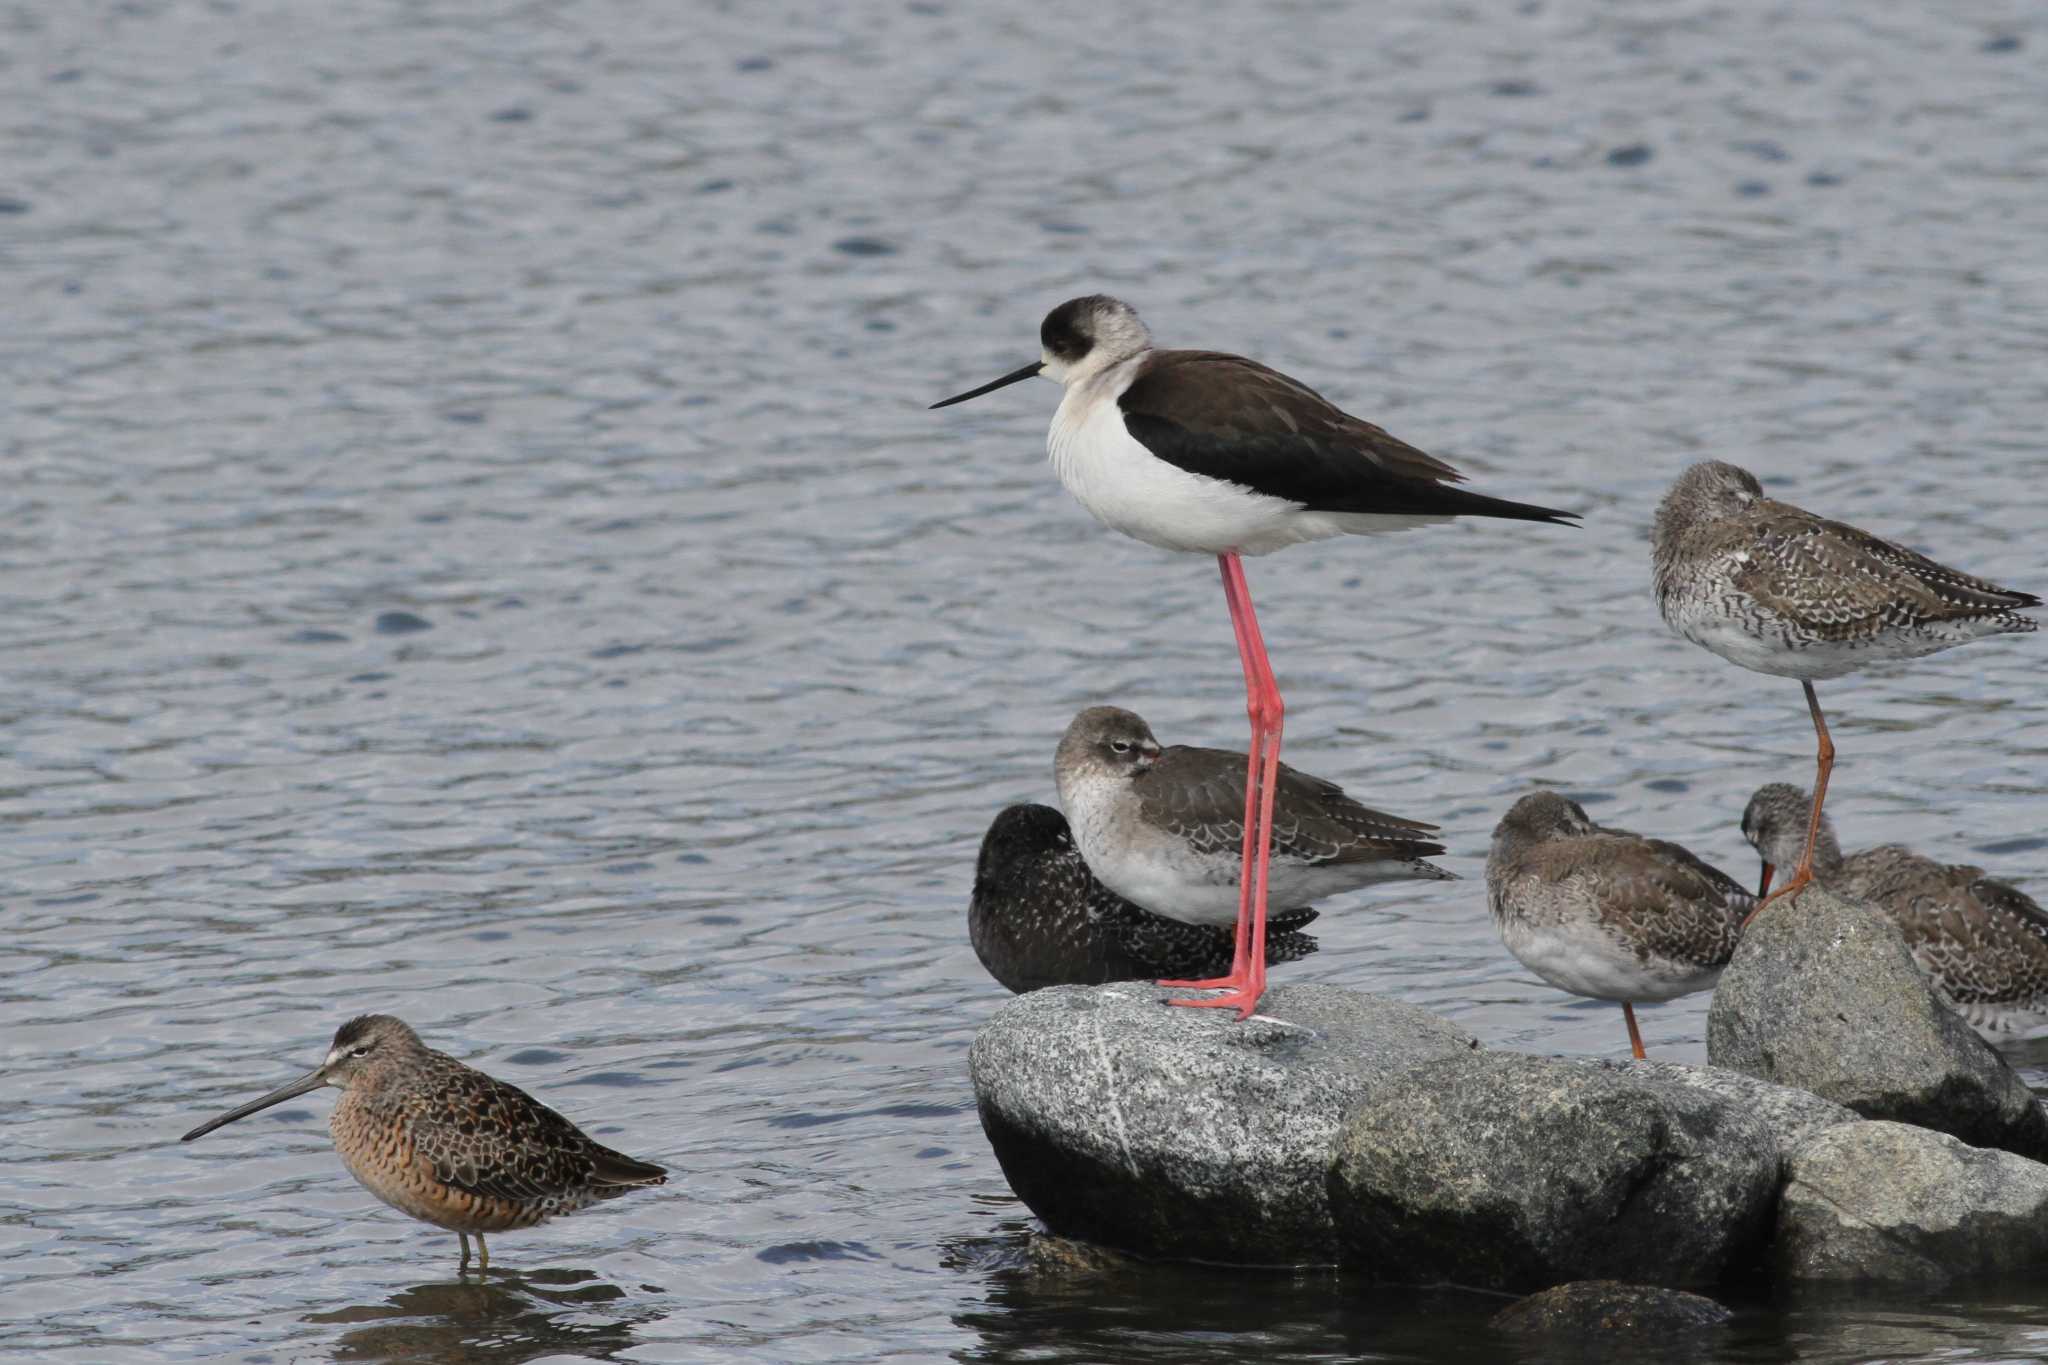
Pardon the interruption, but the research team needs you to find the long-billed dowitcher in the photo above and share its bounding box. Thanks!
[934,296,1574,1016]
[1053,705,1453,1009]
[1652,460,2038,921]
[969,802,1320,994]
[180,1015,666,1270]
[1741,783,2048,1035]
[1487,791,1751,1059]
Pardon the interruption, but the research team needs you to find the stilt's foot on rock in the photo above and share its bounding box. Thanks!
[1166,988,1261,1017]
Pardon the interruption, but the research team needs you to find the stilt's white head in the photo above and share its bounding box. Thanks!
[930,296,1153,409]
[1037,295,1152,386]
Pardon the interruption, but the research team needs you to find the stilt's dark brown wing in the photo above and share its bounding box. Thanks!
[1118,350,1576,524]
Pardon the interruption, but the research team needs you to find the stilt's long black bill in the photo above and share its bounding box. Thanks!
[929,361,1043,409]
[181,1068,327,1141]
[1755,863,1774,900]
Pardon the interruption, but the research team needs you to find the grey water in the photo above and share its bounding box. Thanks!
[4,0,2047,1360]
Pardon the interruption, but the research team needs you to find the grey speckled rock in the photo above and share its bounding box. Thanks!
[1775,1120,2048,1287]
[969,981,1477,1264]
[1616,1059,1857,1169]
[1707,885,2048,1160]
[1491,1280,1733,1335]
[1331,1052,1779,1289]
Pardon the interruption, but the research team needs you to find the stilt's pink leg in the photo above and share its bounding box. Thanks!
[1167,553,1282,1017]
[1160,555,1263,991]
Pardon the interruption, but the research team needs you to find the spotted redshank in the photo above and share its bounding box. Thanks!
[1486,791,1751,1059]
[1053,705,1453,1006]
[970,802,1320,994]
[1652,460,2038,921]
[934,296,1573,1015]
[180,1015,666,1270]
[1741,783,2048,1035]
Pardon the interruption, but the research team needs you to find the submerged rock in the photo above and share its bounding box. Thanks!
[1706,885,2048,1160]
[1330,1052,1779,1289]
[969,982,1476,1264]
[1491,1279,1733,1335]
[1774,1121,2048,1287]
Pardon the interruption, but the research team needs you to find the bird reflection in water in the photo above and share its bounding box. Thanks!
[309,1268,658,1364]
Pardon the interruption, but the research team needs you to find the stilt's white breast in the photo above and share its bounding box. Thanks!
[1047,362,1345,557]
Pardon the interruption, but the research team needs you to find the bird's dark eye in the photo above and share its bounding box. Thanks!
[1110,740,1131,753]
[350,1046,372,1058]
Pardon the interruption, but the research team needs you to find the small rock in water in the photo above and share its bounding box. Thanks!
[1774,1120,2048,1288]
[1491,1280,1733,1335]
[1330,1052,1779,1290]
[832,236,897,257]
[969,982,1476,1265]
[374,610,433,636]
[1707,886,2048,1161]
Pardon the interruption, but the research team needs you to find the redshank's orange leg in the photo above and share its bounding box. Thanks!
[1743,681,1834,929]
[1623,1002,1647,1060]
[1167,553,1281,1017]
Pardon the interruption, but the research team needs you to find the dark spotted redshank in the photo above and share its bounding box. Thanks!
[969,802,1320,994]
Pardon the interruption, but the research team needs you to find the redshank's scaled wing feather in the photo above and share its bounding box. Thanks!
[1117,350,1577,524]
[1136,744,1447,866]
[1969,878,2048,941]
[1731,505,2041,640]
[1523,832,1748,971]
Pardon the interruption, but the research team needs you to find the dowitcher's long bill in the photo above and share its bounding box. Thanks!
[181,1014,666,1270]
[970,802,1319,994]
[935,296,1575,1016]
[1652,460,2038,922]
[1053,705,1453,1010]
[1742,783,2048,1036]
[1487,791,1750,1059]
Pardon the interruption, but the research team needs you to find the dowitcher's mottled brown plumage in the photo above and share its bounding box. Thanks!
[969,802,1319,993]
[1742,783,2048,1035]
[1487,791,1751,1059]
[180,1015,665,1269]
[1652,460,2038,917]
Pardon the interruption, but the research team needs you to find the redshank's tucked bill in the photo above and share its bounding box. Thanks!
[1652,461,2038,923]
[1741,783,2048,1036]
[969,802,1320,994]
[1486,791,1750,1059]
[933,296,1575,1015]
[180,1015,666,1270]
[1053,706,1453,1008]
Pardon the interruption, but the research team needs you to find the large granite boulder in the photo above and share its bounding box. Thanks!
[1774,1120,2048,1287]
[968,981,1477,1264]
[1490,1280,1733,1336]
[1619,1059,1857,1169]
[1330,1052,1780,1289]
[1707,886,2048,1159]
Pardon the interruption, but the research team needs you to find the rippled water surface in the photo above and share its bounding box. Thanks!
[6,1,2048,1360]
